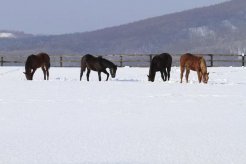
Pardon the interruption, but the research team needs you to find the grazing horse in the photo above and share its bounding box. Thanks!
[180,53,209,83]
[80,54,117,81]
[23,52,50,80]
[148,53,172,82]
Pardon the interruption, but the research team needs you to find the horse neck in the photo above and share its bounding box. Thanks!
[149,63,156,77]
[25,58,32,73]
[102,59,115,69]
[200,59,207,74]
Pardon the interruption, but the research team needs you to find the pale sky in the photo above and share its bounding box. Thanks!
[0,0,228,34]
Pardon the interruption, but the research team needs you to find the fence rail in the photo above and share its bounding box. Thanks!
[0,54,245,67]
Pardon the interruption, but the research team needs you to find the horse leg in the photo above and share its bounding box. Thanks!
[160,70,165,81]
[80,64,87,81]
[86,69,91,81]
[98,71,102,81]
[167,67,171,81]
[45,62,50,80]
[80,72,83,81]
[31,68,37,80]
[197,71,202,83]
[80,68,84,81]
[46,69,49,80]
[185,68,190,83]
[41,66,46,80]
[102,70,109,81]
[180,67,185,83]
[163,68,168,81]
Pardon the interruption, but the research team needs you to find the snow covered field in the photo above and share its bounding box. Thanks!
[0,66,246,164]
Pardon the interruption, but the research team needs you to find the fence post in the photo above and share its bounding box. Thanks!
[60,56,63,67]
[120,55,123,67]
[209,54,213,67]
[0,57,3,66]
[242,54,245,67]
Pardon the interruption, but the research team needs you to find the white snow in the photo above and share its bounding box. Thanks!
[0,32,16,38]
[189,26,215,38]
[222,20,238,31]
[0,66,246,164]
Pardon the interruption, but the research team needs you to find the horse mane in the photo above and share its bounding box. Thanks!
[25,55,34,64]
[149,63,155,79]
[149,60,155,73]
[25,54,35,71]
[99,56,116,68]
[150,55,160,70]
[149,56,159,78]
[199,57,207,73]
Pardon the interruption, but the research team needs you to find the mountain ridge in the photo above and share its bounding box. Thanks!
[1,0,246,55]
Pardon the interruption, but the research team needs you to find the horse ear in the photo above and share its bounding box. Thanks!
[147,75,149,78]
[207,72,209,75]
[23,72,26,74]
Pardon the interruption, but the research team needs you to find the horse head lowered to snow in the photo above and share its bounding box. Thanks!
[148,53,172,82]
[80,54,117,81]
[180,53,209,84]
[23,52,50,80]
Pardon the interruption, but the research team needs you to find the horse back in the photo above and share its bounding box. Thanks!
[180,53,202,71]
[159,53,172,67]
[151,53,172,70]
[26,53,50,69]
[36,52,50,61]
[81,54,104,71]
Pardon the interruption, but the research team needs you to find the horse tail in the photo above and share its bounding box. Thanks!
[180,55,184,67]
[168,54,172,67]
[46,61,50,70]
[80,56,87,81]
[166,55,172,80]
[42,53,50,70]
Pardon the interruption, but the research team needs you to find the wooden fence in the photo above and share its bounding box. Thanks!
[0,54,245,67]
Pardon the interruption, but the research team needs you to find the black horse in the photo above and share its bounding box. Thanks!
[80,54,117,81]
[23,52,50,80]
[148,53,172,82]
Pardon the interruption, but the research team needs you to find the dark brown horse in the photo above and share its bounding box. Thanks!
[23,52,50,80]
[148,53,172,82]
[180,53,209,83]
[80,54,117,81]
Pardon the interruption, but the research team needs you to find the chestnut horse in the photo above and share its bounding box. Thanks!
[23,52,50,80]
[80,54,117,81]
[180,53,209,83]
[148,53,172,82]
